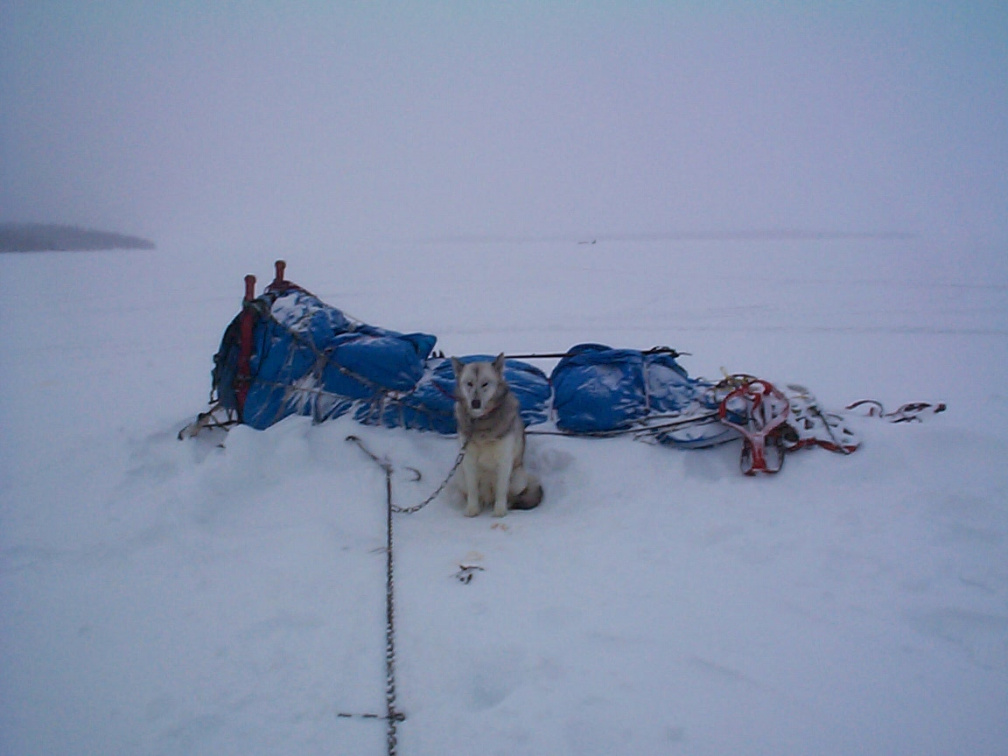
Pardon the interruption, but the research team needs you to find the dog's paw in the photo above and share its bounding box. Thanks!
[465,503,481,517]
[492,504,508,518]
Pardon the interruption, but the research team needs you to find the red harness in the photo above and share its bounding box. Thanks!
[718,379,791,474]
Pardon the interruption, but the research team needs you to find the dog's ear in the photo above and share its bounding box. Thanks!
[450,357,463,382]
[492,353,506,376]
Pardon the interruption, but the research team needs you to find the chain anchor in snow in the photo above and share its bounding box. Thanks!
[453,564,485,584]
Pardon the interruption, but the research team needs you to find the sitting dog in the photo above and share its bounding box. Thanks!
[451,354,543,517]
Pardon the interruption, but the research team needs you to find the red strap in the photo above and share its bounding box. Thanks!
[719,379,790,473]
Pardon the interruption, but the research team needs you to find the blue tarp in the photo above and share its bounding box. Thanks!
[213,287,552,433]
[550,343,702,432]
[355,354,553,435]
[211,285,729,445]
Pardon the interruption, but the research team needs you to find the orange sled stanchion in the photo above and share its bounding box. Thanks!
[234,274,257,422]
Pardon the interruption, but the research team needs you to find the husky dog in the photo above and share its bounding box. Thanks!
[451,354,543,517]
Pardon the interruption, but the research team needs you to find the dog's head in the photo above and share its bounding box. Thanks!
[451,353,507,419]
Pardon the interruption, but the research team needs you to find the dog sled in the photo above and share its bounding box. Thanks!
[181,261,945,475]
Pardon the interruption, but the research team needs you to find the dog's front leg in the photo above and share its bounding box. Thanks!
[461,451,481,517]
[492,438,515,518]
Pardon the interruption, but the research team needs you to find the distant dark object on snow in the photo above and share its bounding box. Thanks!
[0,223,156,252]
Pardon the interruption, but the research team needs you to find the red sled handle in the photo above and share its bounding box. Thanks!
[235,275,257,419]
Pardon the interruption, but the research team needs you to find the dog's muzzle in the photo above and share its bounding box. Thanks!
[471,398,481,410]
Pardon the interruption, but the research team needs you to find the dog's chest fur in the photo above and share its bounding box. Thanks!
[455,389,524,466]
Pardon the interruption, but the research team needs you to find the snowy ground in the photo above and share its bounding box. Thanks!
[1,236,1006,755]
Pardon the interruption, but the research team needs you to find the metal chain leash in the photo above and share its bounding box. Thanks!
[343,434,469,756]
[341,436,406,754]
[346,435,467,514]
[380,458,403,756]
[391,445,466,514]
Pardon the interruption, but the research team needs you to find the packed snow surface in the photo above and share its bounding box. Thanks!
[1,236,1006,755]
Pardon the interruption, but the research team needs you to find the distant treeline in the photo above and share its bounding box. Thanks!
[0,223,156,252]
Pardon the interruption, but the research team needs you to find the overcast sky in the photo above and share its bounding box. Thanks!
[1,1,1005,250]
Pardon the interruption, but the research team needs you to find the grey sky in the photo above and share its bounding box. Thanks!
[1,2,1005,250]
